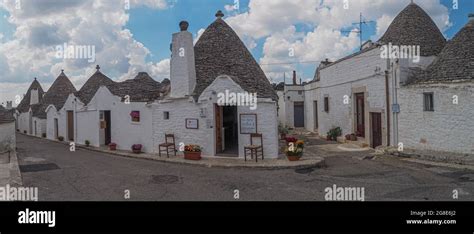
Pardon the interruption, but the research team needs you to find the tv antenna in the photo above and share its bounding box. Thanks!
[342,13,375,50]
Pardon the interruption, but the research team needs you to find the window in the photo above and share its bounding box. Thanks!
[130,111,140,122]
[164,111,170,120]
[298,91,303,95]
[423,93,434,111]
[324,97,329,112]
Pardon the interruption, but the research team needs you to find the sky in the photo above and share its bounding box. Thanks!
[0,0,473,106]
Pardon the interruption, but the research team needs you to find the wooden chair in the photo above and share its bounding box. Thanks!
[244,133,264,162]
[159,134,176,158]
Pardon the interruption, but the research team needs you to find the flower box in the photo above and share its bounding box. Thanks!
[109,143,117,151]
[184,144,202,160]
[131,144,142,154]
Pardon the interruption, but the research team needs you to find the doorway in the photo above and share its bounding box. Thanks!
[215,104,238,157]
[294,102,305,128]
[34,121,37,136]
[54,118,58,139]
[371,112,382,148]
[313,101,318,131]
[67,111,74,141]
[104,111,111,145]
[355,93,365,137]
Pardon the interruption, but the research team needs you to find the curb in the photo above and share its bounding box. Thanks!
[18,133,325,170]
[78,145,326,170]
[8,151,22,186]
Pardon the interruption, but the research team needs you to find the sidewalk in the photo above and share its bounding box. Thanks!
[23,134,325,170]
[0,151,22,187]
[78,145,325,170]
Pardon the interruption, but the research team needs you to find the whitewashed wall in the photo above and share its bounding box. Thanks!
[304,81,320,132]
[312,48,389,144]
[282,85,305,128]
[153,75,279,159]
[17,112,30,134]
[0,122,15,152]
[46,106,67,140]
[86,87,155,153]
[32,117,46,137]
[399,83,474,154]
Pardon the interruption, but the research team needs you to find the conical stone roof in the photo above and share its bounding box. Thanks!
[108,72,165,102]
[16,78,44,113]
[35,71,77,118]
[409,15,474,84]
[76,66,116,105]
[193,12,277,101]
[378,3,446,56]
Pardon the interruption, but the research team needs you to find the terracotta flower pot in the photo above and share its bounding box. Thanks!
[109,144,117,151]
[287,155,301,161]
[184,151,202,160]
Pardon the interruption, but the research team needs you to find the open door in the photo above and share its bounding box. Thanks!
[67,111,74,141]
[104,111,111,145]
[215,104,222,154]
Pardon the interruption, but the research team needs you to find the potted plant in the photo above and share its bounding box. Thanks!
[85,140,90,147]
[327,127,342,141]
[285,140,304,161]
[42,133,46,138]
[131,144,142,154]
[58,136,64,142]
[285,136,297,143]
[109,143,117,151]
[278,124,289,140]
[23,130,27,134]
[183,144,202,160]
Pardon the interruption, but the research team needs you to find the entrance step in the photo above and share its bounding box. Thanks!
[336,136,369,148]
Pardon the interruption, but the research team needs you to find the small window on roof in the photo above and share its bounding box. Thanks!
[130,111,140,122]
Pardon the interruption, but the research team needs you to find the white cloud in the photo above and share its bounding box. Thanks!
[0,0,170,105]
[224,0,450,82]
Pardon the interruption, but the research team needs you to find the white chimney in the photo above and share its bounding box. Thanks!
[170,21,196,98]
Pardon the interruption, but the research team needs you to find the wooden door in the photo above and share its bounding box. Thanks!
[104,111,111,145]
[67,111,74,141]
[294,102,305,128]
[371,112,382,148]
[215,104,222,154]
[355,93,365,137]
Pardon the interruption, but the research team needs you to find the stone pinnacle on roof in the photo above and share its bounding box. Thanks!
[378,2,446,56]
[179,21,189,31]
[96,64,100,71]
[215,10,224,18]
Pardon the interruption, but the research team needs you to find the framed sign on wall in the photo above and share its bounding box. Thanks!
[240,114,257,134]
[185,118,199,129]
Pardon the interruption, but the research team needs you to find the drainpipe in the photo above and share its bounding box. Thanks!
[74,98,77,143]
[384,70,390,146]
[392,60,399,146]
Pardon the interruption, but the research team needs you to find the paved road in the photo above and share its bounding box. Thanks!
[16,134,474,201]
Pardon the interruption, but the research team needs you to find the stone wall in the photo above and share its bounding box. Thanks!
[0,122,15,152]
[399,83,474,155]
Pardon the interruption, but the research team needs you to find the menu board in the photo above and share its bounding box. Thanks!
[240,114,257,134]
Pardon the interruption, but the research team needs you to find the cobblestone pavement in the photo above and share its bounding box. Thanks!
[15,133,474,201]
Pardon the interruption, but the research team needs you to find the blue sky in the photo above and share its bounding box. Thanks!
[0,0,473,105]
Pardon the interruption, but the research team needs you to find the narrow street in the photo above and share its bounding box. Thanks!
[16,133,474,201]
